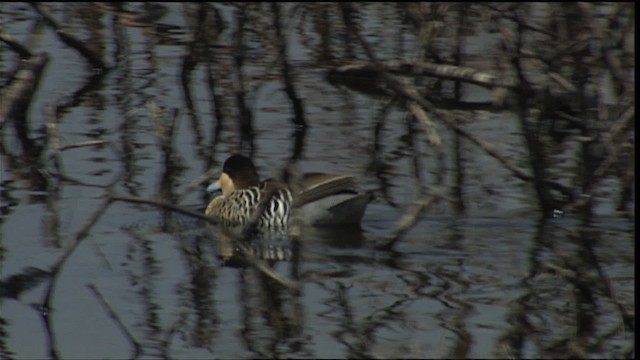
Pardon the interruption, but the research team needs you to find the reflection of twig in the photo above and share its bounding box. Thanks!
[31,3,107,70]
[44,103,64,177]
[369,99,401,209]
[548,234,636,333]
[0,27,32,58]
[271,2,306,126]
[577,3,630,95]
[50,198,114,273]
[564,107,635,212]
[0,53,49,128]
[377,193,437,251]
[232,3,254,152]
[87,283,142,357]
[38,196,115,358]
[0,267,51,299]
[149,102,180,151]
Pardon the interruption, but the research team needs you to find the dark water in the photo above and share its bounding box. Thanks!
[0,3,634,359]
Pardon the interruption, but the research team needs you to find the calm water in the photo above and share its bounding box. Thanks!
[0,3,634,359]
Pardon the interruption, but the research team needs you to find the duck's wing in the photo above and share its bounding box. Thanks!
[296,173,358,206]
[262,173,373,225]
[205,195,224,217]
[300,191,373,225]
[261,173,357,206]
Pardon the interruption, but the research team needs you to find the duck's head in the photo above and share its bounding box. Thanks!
[207,154,261,195]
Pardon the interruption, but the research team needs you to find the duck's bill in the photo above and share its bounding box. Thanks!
[207,180,222,193]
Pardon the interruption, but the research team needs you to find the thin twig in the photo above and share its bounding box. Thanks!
[56,139,111,152]
[87,283,142,357]
[47,197,114,275]
[109,193,215,224]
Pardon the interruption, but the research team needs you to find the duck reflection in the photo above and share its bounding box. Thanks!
[213,223,366,267]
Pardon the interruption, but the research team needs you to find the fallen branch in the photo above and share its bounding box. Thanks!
[378,62,536,184]
[339,5,575,203]
[332,60,517,90]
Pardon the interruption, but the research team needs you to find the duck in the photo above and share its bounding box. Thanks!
[205,154,372,228]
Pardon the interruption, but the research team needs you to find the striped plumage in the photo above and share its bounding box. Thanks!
[205,154,371,228]
[206,186,293,227]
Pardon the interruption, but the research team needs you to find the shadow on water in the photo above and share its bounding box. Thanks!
[0,3,634,359]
